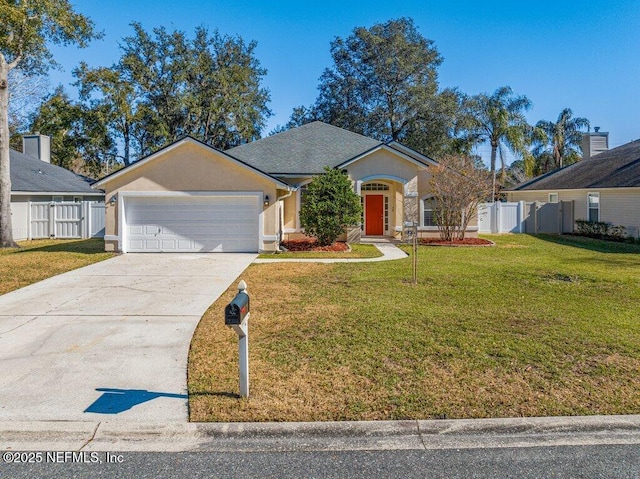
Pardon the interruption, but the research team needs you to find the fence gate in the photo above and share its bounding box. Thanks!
[29,203,51,238]
[88,202,106,238]
[30,202,83,239]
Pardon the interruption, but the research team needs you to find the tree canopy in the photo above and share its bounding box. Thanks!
[461,86,532,197]
[531,108,589,173]
[76,23,271,164]
[279,18,469,158]
[1,0,99,247]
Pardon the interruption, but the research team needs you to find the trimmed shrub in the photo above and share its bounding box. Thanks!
[575,220,627,242]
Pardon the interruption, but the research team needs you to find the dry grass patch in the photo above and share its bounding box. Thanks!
[188,234,640,422]
[0,239,114,295]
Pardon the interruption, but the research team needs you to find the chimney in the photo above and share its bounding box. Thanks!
[23,133,51,163]
[581,128,609,159]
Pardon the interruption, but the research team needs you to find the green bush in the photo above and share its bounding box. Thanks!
[300,167,362,246]
[575,220,627,242]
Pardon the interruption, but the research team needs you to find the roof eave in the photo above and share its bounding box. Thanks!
[11,190,104,196]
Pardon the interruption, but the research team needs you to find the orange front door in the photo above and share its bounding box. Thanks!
[365,195,384,235]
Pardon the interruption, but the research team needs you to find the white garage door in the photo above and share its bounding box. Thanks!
[125,195,260,252]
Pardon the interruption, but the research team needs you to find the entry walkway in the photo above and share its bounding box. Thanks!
[253,240,407,264]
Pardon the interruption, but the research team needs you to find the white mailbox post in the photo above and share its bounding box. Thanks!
[224,280,250,398]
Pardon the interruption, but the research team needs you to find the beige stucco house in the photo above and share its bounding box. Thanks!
[505,137,640,238]
[93,122,462,253]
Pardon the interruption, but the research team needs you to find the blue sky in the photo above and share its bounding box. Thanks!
[48,0,640,165]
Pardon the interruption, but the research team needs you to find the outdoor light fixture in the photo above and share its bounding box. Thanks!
[109,194,117,206]
[264,195,270,206]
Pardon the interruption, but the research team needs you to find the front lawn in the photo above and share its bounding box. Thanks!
[0,239,115,295]
[188,234,640,421]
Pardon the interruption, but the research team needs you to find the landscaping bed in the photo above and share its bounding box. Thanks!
[281,239,349,252]
[419,237,494,246]
[189,234,640,422]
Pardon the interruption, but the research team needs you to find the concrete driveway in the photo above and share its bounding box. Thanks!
[0,253,256,422]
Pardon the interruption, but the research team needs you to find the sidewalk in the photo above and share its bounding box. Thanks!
[253,241,407,264]
[1,415,639,452]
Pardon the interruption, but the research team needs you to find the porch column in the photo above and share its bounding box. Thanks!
[403,177,419,237]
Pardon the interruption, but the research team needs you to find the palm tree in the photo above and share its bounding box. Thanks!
[532,108,589,173]
[464,86,532,199]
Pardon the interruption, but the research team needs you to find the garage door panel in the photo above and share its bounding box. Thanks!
[125,195,260,253]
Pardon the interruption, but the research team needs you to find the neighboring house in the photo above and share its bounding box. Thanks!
[94,121,477,253]
[505,133,640,238]
[10,134,106,241]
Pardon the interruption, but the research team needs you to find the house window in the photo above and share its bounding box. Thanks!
[52,196,63,203]
[297,183,310,230]
[422,197,438,227]
[299,184,309,207]
[361,183,389,191]
[384,196,389,232]
[73,196,82,203]
[587,192,600,222]
[548,193,559,203]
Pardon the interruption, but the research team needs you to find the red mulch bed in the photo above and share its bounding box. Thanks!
[419,238,495,246]
[281,240,349,252]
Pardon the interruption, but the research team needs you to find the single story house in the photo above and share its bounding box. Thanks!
[10,134,105,240]
[505,134,640,238]
[94,121,475,253]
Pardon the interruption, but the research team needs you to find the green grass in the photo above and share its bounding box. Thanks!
[257,243,382,259]
[0,239,115,295]
[188,234,640,422]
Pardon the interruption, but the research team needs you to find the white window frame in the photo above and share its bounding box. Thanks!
[587,192,600,222]
[419,195,439,229]
[548,193,559,203]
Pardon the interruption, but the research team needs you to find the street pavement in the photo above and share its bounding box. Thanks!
[4,446,639,479]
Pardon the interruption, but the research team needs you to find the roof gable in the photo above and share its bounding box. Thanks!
[336,143,436,170]
[509,139,640,191]
[10,150,100,194]
[93,136,293,190]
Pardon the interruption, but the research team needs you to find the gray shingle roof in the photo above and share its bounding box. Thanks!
[510,139,640,191]
[226,121,384,175]
[10,149,99,194]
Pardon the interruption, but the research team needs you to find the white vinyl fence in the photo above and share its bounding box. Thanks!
[479,201,575,234]
[26,201,105,240]
[478,201,526,233]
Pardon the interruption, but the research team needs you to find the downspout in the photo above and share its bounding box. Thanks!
[277,188,295,251]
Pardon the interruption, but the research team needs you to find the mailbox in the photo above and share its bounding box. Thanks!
[225,291,249,325]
